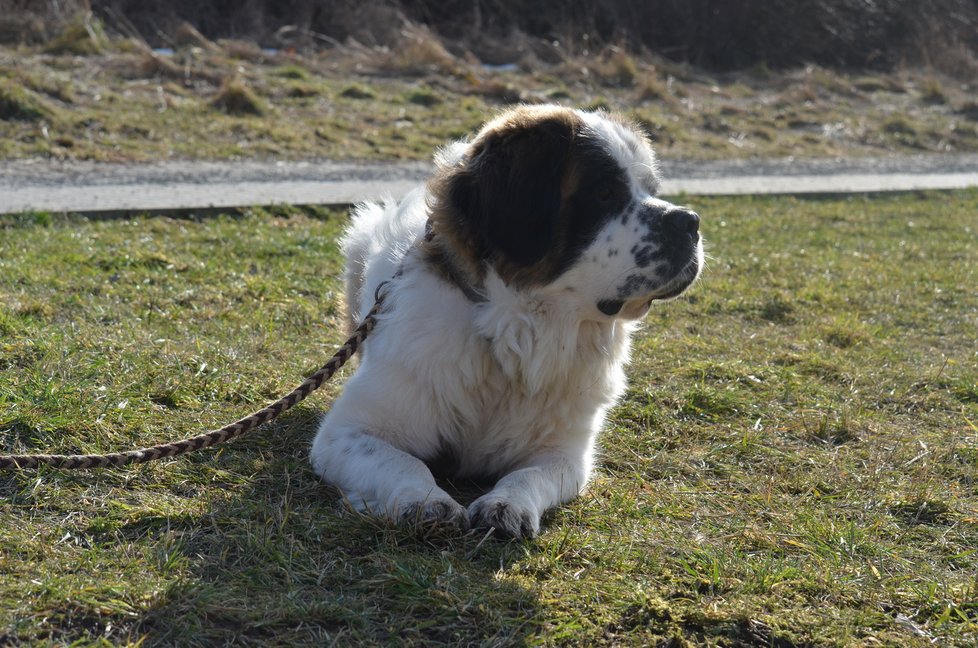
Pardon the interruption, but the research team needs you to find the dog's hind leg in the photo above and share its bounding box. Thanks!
[310,425,469,531]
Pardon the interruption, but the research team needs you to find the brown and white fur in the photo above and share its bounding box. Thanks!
[310,105,703,538]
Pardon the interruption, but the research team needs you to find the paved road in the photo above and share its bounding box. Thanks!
[2,154,977,215]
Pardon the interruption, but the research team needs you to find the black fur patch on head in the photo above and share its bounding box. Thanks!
[427,106,646,287]
[551,135,632,279]
[447,111,577,268]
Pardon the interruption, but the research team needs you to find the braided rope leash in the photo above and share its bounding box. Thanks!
[0,297,387,471]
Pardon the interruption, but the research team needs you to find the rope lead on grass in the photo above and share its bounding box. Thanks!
[0,297,387,471]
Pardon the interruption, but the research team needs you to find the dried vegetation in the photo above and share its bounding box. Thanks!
[0,7,976,163]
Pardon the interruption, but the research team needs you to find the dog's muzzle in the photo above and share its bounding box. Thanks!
[598,205,702,318]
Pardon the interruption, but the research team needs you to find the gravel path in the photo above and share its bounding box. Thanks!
[2,154,977,214]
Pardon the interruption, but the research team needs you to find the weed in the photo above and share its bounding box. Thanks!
[173,21,219,52]
[802,409,860,446]
[883,114,917,135]
[757,294,795,323]
[637,78,667,101]
[0,80,50,121]
[274,64,310,81]
[0,210,53,228]
[853,75,906,93]
[284,82,318,98]
[126,51,184,81]
[890,499,952,525]
[680,384,744,420]
[477,79,522,104]
[383,23,458,76]
[921,77,947,104]
[597,48,639,87]
[405,86,442,106]
[950,380,978,404]
[42,14,106,55]
[339,84,375,99]
[211,78,266,116]
[14,72,75,104]
[220,39,266,62]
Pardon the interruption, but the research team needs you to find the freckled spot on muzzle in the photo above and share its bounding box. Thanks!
[630,243,659,268]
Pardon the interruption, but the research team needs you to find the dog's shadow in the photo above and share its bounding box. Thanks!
[117,409,547,644]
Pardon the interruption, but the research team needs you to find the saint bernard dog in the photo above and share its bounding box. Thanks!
[311,105,703,538]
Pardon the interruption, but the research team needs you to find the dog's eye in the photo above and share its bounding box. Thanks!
[598,185,616,202]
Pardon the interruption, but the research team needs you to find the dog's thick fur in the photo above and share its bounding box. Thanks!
[311,105,703,537]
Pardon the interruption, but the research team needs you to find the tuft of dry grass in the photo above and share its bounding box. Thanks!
[273,64,310,81]
[42,13,106,55]
[0,12,46,45]
[210,78,266,116]
[13,71,75,105]
[595,47,640,87]
[378,23,461,76]
[130,51,184,80]
[475,78,523,104]
[921,77,948,104]
[219,38,268,62]
[172,21,221,53]
[637,76,667,101]
[338,83,375,99]
[405,85,442,106]
[853,74,906,93]
[0,79,51,121]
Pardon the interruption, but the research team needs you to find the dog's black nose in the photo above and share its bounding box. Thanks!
[664,208,700,235]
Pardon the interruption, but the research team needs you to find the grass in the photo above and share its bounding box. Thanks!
[0,78,52,121]
[41,14,107,56]
[210,78,267,116]
[1,191,976,645]
[1,39,977,162]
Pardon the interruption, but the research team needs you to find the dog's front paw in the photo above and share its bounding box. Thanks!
[468,494,540,539]
[397,497,470,533]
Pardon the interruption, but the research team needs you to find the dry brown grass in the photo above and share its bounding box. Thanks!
[0,79,51,122]
[0,12,46,45]
[219,39,268,63]
[172,21,220,52]
[210,77,266,116]
[594,47,640,87]
[2,7,977,163]
[3,0,978,76]
[42,13,107,55]
[0,0,88,45]
[374,23,461,76]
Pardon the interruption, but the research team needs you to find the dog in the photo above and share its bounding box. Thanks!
[310,105,703,538]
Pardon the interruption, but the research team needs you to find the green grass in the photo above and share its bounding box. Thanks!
[1,192,977,646]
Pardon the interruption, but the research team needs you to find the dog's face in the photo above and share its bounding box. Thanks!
[429,105,703,320]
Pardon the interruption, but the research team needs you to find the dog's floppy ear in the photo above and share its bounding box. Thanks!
[446,115,575,267]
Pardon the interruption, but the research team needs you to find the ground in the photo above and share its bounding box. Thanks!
[1,39,978,163]
[1,192,976,646]
[1,26,977,648]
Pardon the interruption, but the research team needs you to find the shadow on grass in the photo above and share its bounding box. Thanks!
[91,410,547,645]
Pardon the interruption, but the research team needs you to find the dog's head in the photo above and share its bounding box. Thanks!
[428,105,702,320]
